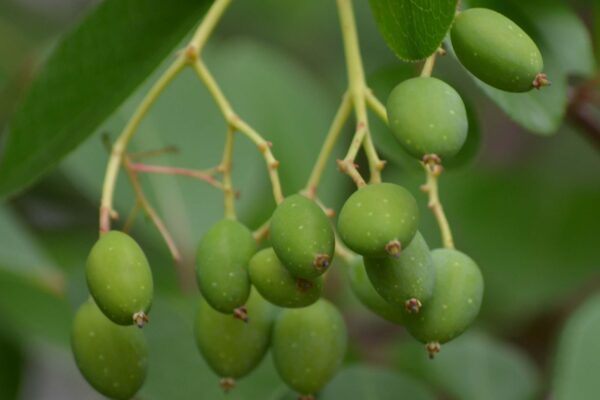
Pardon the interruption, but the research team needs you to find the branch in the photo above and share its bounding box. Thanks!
[123,157,182,263]
[191,58,285,204]
[421,157,455,250]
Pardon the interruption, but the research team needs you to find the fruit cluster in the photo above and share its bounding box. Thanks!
[70,6,546,400]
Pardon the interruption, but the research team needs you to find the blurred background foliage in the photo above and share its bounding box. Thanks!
[0,0,599,399]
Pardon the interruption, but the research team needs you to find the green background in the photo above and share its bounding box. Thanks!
[0,0,598,398]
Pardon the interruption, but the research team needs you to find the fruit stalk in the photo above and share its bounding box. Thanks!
[190,58,284,204]
[420,53,438,78]
[99,0,235,234]
[220,126,237,219]
[421,160,455,249]
[336,0,385,186]
[304,91,352,197]
[188,0,232,55]
[127,163,223,189]
[123,157,182,262]
[99,58,186,234]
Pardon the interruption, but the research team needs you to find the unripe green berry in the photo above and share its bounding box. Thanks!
[270,194,335,279]
[249,247,323,308]
[364,231,434,315]
[405,248,484,357]
[272,299,347,397]
[195,219,256,314]
[71,299,147,400]
[194,289,275,384]
[348,259,405,325]
[451,8,545,92]
[387,77,468,160]
[338,183,419,258]
[86,231,153,326]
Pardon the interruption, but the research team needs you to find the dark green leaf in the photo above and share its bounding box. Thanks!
[461,0,595,135]
[369,0,458,61]
[553,294,600,400]
[0,0,212,197]
[320,365,435,400]
[0,333,22,400]
[0,205,70,345]
[0,269,71,345]
[394,331,541,400]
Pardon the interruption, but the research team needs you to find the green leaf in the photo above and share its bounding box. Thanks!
[0,333,22,400]
[461,0,595,135]
[0,0,213,197]
[368,0,458,61]
[0,269,71,345]
[0,205,60,277]
[0,205,70,345]
[320,365,435,400]
[394,331,541,400]
[553,294,600,400]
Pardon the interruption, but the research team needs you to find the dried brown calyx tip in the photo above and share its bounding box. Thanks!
[405,298,422,314]
[296,278,314,292]
[132,311,149,328]
[233,306,249,323]
[422,154,444,176]
[385,239,402,257]
[422,153,442,166]
[533,73,551,90]
[220,377,236,392]
[313,254,331,272]
[426,341,441,359]
[298,395,316,400]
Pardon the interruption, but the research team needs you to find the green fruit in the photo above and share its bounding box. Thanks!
[338,183,419,257]
[86,231,153,326]
[194,289,275,384]
[364,232,435,314]
[249,247,323,308]
[348,259,405,324]
[387,77,468,160]
[451,8,544,92]
[71,299,147,400]
[270,194,335,279]
[405,248,484,357]
[272,299,347,396]
[196,219,256,314]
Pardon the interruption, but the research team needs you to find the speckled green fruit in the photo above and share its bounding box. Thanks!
[406,249,484,348]
[194,289,275,381]
[249,247,323,308]
[451,8,544,92]
[348,259,405,324]
[365,232,434,314]
[272,299,347,396]
[387,77,468,160]
[196,219,256,314]
[86,231,153,326]
[71,299,147,400]
[338,183,419,257]
[270,194,335,279]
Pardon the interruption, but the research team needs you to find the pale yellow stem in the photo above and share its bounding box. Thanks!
[422,162,455,249]
[191,58,284,204]
[221,126,236,219]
